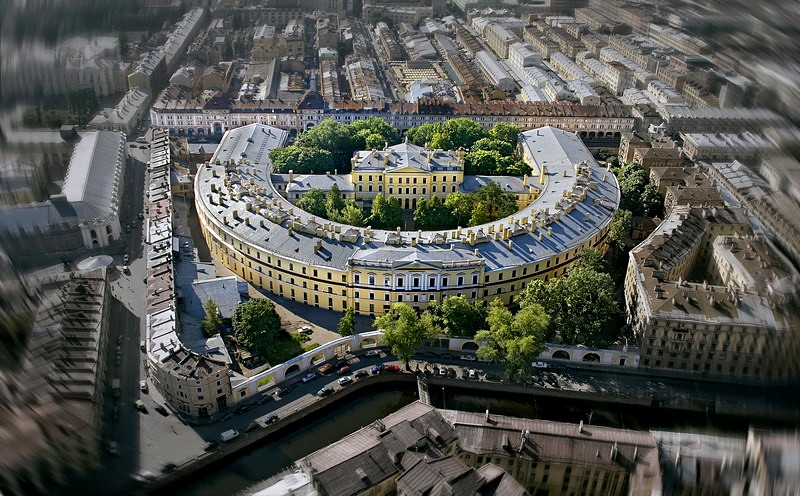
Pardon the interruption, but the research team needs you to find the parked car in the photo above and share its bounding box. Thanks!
[447,367,456,378]
[134,400,148,413]
[139,380,148,393]
[468,369,477,380]
[203,441,219,451]
[334,358,348,368]
[245,421,260,433]
[256,395,273,406]
[235,403,254,414]
[265,414,279,425]
[337,365,350,375]
[370,364,384,375]
[460,354,477,361]
[384,365,401,373]
[298,325,313,334]
[338,375,353,386]
[354,370,368,379]
[317,386,334,397]
[123,254,129,264]
[273,387,291,397]
[365,350,380,357]
[138,212,144,220]
[532,361,548,369]
[438,366,447,376]
[301,372,317,383]
[154,403,168,416]
[122,265,130,275]
[220,429,239,442]
[318,364,334,375]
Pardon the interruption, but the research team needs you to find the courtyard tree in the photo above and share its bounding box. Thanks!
[269,145,335,174]
[326,184,346,220]
[413,195,456,230]
[440,118,488,150]
[374,303,437,368]
[297,188,327,218]
[471,137,513,157]
[296,118,355,171]
[338,307,356,337]
[369,193,403,230]
[444,192,474,227]
[232,298,282,358]
[405,123,441,146]
[201,299,222,337]
[350,117,400,149]
[340,200,367,227]
[488,122,522,146]
[475,300,549,379]
[609,209,632,253]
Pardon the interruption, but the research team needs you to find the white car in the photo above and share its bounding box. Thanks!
[338,375,353,386]
[301,372,317,383]
[468,368,477,380]
[365,350,380,357]
[438,366,447,376]
[532,361,548,369]
[299,325,313,335]
[460,354,477,361]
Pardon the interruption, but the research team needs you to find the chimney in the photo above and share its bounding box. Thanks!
[579,421,584,433]
[288,169,294,183]
[610,442,618,461]
[485,409,490,422]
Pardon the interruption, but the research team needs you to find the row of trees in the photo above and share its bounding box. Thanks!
[371,249,623,378]
[270,117,401,174]
[271,118,531,177]
[297,184,368,227]
[296,180,518,232]
[413,182,518,230]
[406,120,529,176]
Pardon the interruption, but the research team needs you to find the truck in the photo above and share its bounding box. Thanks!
[112,378,121,399]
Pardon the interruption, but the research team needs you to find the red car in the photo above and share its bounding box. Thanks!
[384,364,401,373]
[318,364,334,375]
[337,365,350,375]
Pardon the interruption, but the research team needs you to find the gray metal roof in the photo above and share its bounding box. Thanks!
[195,125,620,272]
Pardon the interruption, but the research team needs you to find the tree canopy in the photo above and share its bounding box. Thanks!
[374,303,437,367]
[369,193,404,230]
[517,264,622,348]
[232,298,282,359]
[614,162,663,217]
[340,199,367,227]
[351,117,401,150]
[269,145,335,174]
[488,122,522,145]
[338,307,356,336]
[201,299,222,337]
[297,188,327,218]
[426,296,487,338]
[326,184,346,220]
[475,299,549,379]
[296,118,355,170]
[413,196,456,231]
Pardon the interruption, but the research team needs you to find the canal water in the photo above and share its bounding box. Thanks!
[169,383,782,496]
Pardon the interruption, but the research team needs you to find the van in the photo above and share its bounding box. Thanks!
[135,400,147,413]
[140,340,146,353]
[220,429,239,442]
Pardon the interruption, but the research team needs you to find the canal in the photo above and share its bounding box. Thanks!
[167,382,791,496]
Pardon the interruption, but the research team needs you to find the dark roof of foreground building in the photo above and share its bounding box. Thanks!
[396,458,528,496]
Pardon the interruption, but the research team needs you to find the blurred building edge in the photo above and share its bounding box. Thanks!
[274,399,800,495]
[0,128,127,269]
[0,265,110,496]
[625,205,800,382]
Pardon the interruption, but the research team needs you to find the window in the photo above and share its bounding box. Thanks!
[442,277,448,287]
[397,278,404,287]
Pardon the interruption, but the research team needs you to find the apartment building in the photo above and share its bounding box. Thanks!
[625,205,800,381]
[680,132,778,162]
[89,87,152,134]
[150,88,636,137]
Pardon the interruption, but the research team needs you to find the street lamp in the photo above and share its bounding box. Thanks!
[442,387,445,410]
